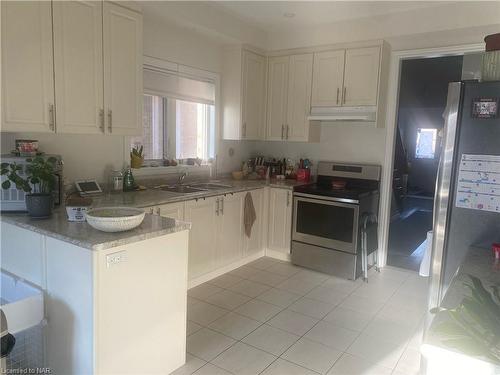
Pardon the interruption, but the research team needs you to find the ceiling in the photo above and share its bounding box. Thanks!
[211,1,448,32]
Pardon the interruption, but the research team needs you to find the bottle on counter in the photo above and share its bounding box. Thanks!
[123,167,136,192]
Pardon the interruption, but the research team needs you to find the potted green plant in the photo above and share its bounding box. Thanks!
[1,156,58,218]
[130,145,144,169]
[431,274,500,364]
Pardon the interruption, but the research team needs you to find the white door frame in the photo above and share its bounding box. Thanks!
[377,43,484,268]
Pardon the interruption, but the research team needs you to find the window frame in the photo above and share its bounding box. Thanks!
[126,56,221,172]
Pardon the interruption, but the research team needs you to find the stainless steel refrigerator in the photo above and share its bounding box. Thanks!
[428,81,500,312]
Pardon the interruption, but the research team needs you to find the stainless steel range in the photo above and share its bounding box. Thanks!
[291,161,381,280]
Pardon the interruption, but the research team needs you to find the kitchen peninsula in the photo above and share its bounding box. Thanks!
[1,212,190,375]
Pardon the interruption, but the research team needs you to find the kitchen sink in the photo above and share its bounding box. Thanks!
[159,185,208,194]
[189,183,233,190]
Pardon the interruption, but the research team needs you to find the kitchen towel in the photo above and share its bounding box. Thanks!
[244,192,257,238]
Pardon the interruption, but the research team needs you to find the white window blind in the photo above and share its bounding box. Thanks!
[143,68,215,105]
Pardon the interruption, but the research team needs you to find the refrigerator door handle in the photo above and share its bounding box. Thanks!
[427,82,462,320]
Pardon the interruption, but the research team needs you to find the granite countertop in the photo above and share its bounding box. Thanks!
[0,178,307,251]
[1,210,191,251]
[423,246,500,368]
[92,178,309,209]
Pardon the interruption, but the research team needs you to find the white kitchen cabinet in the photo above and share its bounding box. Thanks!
[241,51,267,140]
[1,1,55,133]
[222,48,267,140]
[266,54,319,142]
[103,1,143,135]
[243,189,264,256]
[311,46,381,107]
[217,193,243,268]
[311,50,345,107]
[185,197,219,280]
[266,56,289,141]
[157,202,185,221]
[286,54,314,141]
[53,1,104,134]
[268,188,292,255]
[343,47,381,106]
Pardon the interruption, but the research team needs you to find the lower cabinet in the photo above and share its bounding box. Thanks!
[268,188,293,255]
[217,193,243,268]
[184,197,219,280]
[157,201,184,221]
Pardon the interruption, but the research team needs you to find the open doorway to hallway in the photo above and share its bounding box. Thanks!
[387,55,465,271]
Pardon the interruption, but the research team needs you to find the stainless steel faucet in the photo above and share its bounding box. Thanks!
[178,171,187,185]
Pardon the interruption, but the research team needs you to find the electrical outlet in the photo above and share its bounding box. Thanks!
[106,251,127,268]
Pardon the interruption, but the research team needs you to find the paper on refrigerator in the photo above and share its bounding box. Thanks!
[455,154,500,213]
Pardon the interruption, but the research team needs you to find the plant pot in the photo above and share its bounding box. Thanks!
[25,193,54,218]
[130,155,144,169]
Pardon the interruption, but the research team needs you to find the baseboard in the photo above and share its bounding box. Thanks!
[265,248,291,262]
[188,250,265,289]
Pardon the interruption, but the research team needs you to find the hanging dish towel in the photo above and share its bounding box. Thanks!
[244,192,257,238]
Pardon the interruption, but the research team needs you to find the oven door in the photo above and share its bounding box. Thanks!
[292,193,359,254]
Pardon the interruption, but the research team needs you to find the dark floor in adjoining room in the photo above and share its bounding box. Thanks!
[387,196,433,272]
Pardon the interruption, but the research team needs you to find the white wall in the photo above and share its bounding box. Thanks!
[250,123,387,174]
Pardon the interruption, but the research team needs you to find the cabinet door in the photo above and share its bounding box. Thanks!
[217,193,243,268]
[185,198,218,279]
[343,47,380,106]
[1,1,55,133]
[268,188,292,254]
[266,56,289,141]
[311,50,345,107]
[157,202,184,221]
[286,54,313,142]
[243,189,264,255]
[103,2,143,136]
[242,51,266,140]
[53,1,104,134]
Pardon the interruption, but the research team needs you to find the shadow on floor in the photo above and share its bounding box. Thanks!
[387,197,433,272]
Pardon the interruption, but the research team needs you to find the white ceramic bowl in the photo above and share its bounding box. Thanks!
[85,207,145,233]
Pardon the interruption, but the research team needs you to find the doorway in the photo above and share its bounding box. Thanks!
[386,56,463,271]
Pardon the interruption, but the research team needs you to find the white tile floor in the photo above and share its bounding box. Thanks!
[174,257,429,375]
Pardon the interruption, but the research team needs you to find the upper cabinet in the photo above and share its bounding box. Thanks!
[241,51,267,140]
[312,46,381,107]
[311,50,345,107]
[1,1,143,135]
[103,2,143,135]
[53,1,104,134]
[222,48,267,140]
[267,54,319,142]
[266,56,289,141]
[343,47,380,106]
[1,1,55,133]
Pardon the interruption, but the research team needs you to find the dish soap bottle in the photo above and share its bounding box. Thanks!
[123,167,136,192]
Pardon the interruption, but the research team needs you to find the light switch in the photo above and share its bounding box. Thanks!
[106,250,127,268]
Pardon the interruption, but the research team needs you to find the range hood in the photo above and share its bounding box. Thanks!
[308,106,377,122]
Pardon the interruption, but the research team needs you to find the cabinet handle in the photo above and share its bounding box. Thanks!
[281,124,284,140]
[149,207,154,214]
[215,198,220,216]
[220,197,224,215]
[243,122,246,137]
[107,109,112,133]
[336,88,340,105]
[99,108,105,132]
[49,104,55,131]
[286,125,289,140]
[156,207,160,215]
[343,87,347,104]
[286,191,291,206]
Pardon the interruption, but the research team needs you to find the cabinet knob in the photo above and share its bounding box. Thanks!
[281,124,284,140]
[215,198,220,216]
[336,88,340,105]
[286,125,289,140]
[343,87,347,104]
[156,207,160,215]
[99,108,105,132]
